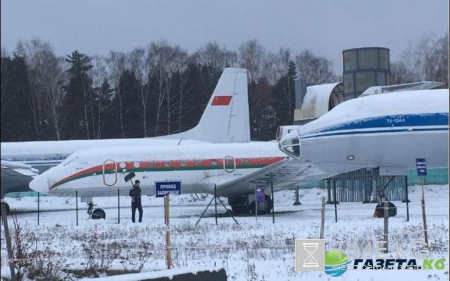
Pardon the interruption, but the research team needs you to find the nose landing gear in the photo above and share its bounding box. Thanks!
[87,202,106,220]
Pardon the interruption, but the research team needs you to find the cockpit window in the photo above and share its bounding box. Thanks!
[61,156,79,166]
[280,136,301,158]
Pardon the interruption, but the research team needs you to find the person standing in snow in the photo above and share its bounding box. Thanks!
[129,180,143,223]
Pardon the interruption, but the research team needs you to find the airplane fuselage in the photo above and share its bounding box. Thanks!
[30,142,287,197]
[280,89,449,174]
[1,138,205,193]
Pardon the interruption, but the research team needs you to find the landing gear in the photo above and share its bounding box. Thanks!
[229,195,273,215]
[373,201,397,218]
[250,195,273,215]
[92,209,106,220]
[228,196,250,215]
[87,202,106,220]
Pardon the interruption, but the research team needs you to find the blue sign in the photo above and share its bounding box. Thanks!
[255,187,265,202]
[155,181,182,197]
[416,158,427,176]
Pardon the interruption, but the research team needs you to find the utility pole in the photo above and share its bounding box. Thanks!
[421,177,428,245]
[165,194,172,269]
[1,196,16,281]
[293,186,301,205]
[383,200,389,253]
[320,197,325,239]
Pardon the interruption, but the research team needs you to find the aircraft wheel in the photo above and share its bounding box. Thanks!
[0,202,10,216]
[229,196,250,215]
[231,205,250,215]
[250,195,273,215]
[92,208,106,220]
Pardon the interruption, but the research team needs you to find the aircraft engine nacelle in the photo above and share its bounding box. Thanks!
[275,126,299,142]
[278,129,301,159]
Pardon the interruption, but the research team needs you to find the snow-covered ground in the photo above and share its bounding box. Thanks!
[1,185,448,280]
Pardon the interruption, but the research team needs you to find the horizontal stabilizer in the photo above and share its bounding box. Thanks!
[1,160,39,177]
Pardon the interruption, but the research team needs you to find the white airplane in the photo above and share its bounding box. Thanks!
[29,141,326,217]
[1,68,249,212]
[278,88,449,175]
[28,87,449,218]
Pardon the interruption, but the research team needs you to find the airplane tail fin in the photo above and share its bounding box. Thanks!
[166,68,250,143]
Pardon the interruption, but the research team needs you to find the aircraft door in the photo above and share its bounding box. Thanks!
[223,155,236,173]
[103,159,118,186]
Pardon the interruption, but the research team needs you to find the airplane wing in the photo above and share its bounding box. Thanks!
[199,159,331,197]
[1,161,39,193]
[1,161,39,177]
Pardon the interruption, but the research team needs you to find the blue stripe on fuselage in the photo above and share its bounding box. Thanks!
[301,113,449,139]
[320,113,448,133]
[300,127,447,139]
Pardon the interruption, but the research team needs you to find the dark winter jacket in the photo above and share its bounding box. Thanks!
[129,185,142,204]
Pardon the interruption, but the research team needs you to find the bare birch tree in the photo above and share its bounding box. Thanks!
[44,57,67,140]
[193,42,238,69]
[105,51,128,138]
[399,31,449,87]
[147,41,188,135]
[295,50,336,86]
[128,47,151,137]
[390,61,414,84]
[264,47,291,84]
[90,55,111,138]
[15,39,66,140]
[16,39,46,140]
[238,39,267,83]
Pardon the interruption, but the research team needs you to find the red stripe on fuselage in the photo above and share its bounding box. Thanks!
[50,164,106,190]
[49,156,286,190]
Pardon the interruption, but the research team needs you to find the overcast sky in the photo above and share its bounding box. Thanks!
[1,0,448,73]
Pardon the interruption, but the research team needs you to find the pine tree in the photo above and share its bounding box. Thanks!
[274,60,297,125]
[64,50,94,139]
[1,55,33,141]
[92,79,114,138]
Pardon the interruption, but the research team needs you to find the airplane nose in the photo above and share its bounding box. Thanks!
[278,130,301,159]
[29,174,50,194]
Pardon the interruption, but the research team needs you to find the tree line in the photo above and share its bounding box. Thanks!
[1,32,448,142]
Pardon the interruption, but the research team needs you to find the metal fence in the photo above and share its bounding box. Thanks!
[303,168,448,203]
[322,168,408,203]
